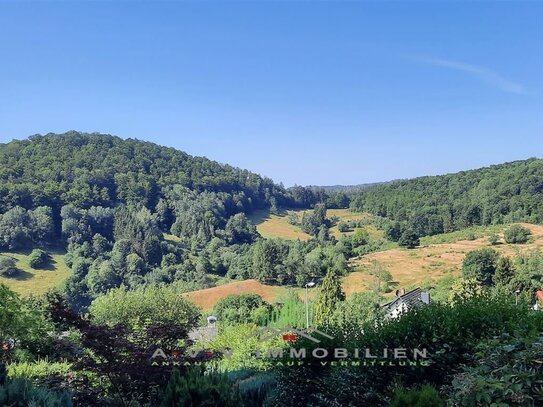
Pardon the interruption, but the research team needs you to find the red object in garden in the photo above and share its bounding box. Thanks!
[282,334,297,341]
[535,289,543,302]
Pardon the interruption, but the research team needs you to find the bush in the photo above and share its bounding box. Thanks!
[337,221,349,233]
[0,255,18,277]
[28,249,50,269]
[398,229,420,249]
[89,285,200,331]
[269,294,543,406]
[449,335,543,406]
[0,364,72,407]
[7,359,71,381]
[504,224,531,244]
[488,233,500,245]
[212,294,268,325]
[161,367,244,407]
[389,385,444,407]
[462,248,499,285]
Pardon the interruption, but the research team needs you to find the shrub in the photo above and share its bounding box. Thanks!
[28,249,50,269]
[89,285,200,332]
[0,285,52,361]
[7,359,71,380]
[449,335,543,406]
[462,248,499,285]
[270,294,543,406]
[504,224,531,244]
[208,324,285,372]
[161,367,244,407]
[398,229,420,249]
[389,385,444,407]
[212,294,268,325]
[0,255,18,277]
[488,233,500,245]
[0,364,72,407]
[337,221,349,233]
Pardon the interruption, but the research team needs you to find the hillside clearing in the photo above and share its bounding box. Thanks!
[249,208,382,240]
[0,248,70,296]
[183,279,285,311]
[344,223,543,297]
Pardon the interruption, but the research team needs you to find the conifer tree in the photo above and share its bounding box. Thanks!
[314,268,345,327]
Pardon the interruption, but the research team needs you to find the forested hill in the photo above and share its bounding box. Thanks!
[0,131,290,212]
[350,158,543,237]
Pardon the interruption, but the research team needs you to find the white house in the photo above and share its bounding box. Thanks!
[382,287,431,319]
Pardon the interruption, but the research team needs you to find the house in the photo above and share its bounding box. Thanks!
[382,287,431,319]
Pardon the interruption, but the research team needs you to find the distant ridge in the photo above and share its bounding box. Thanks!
[307,182,390,193]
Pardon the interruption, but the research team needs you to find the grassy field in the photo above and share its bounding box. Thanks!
[0,248,70,296]
[248,209,312,240]
[183,279,286,310]
[344,222,543,298]
[248,208,383,240]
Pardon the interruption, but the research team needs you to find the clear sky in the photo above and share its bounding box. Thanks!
[1,2,542,187]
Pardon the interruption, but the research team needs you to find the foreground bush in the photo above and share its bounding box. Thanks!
[389,385,444,407]
[161,368,244,407]
[7,359,71,381]
[0,284,52,363]
[269,294,543,406]
[448,334,543,406]
[0,364,72,407]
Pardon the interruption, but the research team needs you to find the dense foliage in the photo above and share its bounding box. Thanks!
[351,158,543,238]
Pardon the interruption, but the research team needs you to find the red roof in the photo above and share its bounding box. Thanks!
[535,289,543,302]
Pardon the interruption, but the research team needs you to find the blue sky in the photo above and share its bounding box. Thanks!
[1,2,542,186]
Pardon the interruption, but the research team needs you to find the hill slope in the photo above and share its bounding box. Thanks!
[350,158,543,237]
[0,131,288,212]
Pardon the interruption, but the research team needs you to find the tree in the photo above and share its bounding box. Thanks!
[0,206,30,250]
[462,248,499,286]
[0,256,18,278]
[27,249,50,269]
[314,268,345,327]
[448,278,483,305]
[300,204,328,237]
[385,221,403,242]
[212,294,267,325]
[494,256,515,286]
[317,225,330,243]
[398,229,420,249]
[504,224,531,244]
[225,213,258,244]
[89,286,200,332]
[287,212,299,225]
[28,206,54,244]
[332,291,383,328]
[369,259,393,293]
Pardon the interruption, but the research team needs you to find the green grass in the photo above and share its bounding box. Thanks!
[0,247,70,297]
[420,224,507,245]
[248,208,383,241]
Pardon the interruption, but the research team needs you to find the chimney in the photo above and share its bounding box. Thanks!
[421,292,431,305]
[207,316,217,327]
